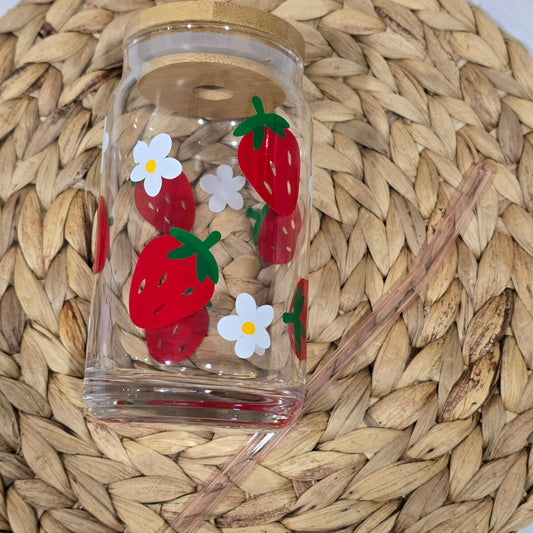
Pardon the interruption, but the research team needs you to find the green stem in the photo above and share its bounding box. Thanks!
[204,231,221,250]
[283,312,296,324]
[252,95,265,117]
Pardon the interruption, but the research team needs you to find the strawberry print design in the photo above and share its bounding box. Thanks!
[146,307,209,364]
[234,96,300,216]
[93,196,110,274]
[129,228,220,329]
[283,279,308,360]
[247,204,302,264]
[135,171,195,234]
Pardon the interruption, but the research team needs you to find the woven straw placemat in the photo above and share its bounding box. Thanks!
[1,0,533,532]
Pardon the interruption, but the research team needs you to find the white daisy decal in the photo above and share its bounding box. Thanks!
[101,116,109,173]
[217,293,274,359]
[199,164,245,213]
[130,133,182,197]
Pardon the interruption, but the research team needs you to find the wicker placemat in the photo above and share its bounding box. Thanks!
[1,0,533,531]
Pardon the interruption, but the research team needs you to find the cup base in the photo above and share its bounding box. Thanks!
[84,373,303,428]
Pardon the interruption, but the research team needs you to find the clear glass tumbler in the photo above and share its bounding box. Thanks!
[84,1,312,427]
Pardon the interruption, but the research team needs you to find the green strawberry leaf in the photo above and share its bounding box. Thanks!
[167,246,193,260]
[252,126,265,151]
[293,286,304,316]
[246,205,269,246]
[233,96,290,150]
[168,228,221,284]
[265,115,288,138]
[196,260,209,283]
[197,252,219,283]
[233,116,262,136]
[293,319,303,354]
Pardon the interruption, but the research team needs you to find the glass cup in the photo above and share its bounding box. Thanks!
[84,1,312,427]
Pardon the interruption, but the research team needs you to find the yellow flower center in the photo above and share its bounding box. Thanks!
[241,321,256,335]
[145,159,157,173]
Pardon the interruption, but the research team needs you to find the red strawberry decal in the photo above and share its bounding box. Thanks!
[234,96,300,216]
[93,196,110,274]
[283,279,308,360]
[146,307,209,364]
[134,171,195,234]
[129,228,220,329]
[247,204,302,264]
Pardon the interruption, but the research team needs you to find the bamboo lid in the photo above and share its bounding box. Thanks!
[137,52,285,119]
[124,1,305,58]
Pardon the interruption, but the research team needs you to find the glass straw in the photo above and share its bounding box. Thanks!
[164,161,495,533]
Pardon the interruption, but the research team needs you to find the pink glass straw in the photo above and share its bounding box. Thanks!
[163,162,495,533]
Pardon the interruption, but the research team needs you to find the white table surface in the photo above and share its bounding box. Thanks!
[0,0,532,531]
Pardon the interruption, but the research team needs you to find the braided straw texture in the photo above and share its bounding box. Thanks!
[1,0,533,531]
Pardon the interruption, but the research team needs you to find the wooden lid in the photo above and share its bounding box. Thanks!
[124,1,305,58]
[137,53,286,119]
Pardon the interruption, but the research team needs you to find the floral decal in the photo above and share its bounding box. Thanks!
[217,293,274,359]
[199,164,245,213]
[101,116,109,173]
[131,133,182,197]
